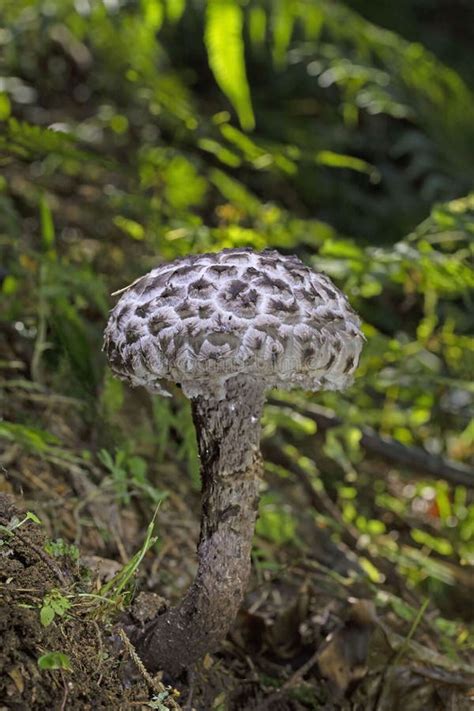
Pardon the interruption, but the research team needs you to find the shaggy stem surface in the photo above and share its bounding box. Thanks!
[132,376,265,676]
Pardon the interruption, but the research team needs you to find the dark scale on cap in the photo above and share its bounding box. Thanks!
[343,355,355,374]
[269,298,299,315]
[135,303,153,318]
[207,264,238,278]
[175,301,198,319]
[125,326,141,344]
[321,284,337,299]
[226,280,248,299]
[188,277,215,299]
[198,304,213,319]
[142,273,170,294]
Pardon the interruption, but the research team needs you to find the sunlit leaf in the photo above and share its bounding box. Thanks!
[113,216,145,240]
[166,0,185,23]
[315,150,380,182]
[271,0,296,68]
[205,0,255,131]
[141,0,164,30]
[248,5,266,48]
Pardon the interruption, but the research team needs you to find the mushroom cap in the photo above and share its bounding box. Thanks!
[103,248,364,399]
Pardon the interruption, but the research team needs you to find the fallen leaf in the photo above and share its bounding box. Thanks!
[7,666,24,694]
[317,598,377,697]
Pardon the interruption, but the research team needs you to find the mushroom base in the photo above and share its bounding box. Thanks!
[131,376,266,677]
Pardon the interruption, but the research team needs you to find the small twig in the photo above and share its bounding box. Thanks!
[118,628,161,690]
[254,647,320,711]
[92,620,104,684]
[59,670,69,711]
[391,597,430,667]
[373,599,430,711]
[118,628,182,710]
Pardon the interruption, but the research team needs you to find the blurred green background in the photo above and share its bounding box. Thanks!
[0,0,473,674]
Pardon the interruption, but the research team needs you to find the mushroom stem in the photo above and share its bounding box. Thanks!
[132,376,266,676]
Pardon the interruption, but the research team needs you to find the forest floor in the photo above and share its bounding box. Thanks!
[1,346,473,711]
[2,0,474,706]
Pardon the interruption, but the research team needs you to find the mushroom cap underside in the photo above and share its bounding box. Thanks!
[103,248,364,399]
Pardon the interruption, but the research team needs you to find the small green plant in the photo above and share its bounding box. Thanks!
[76,512,159,617]
[98,448,168,506]
[147,692,169,710]
[98,515,158,607]
[40,589,72,627]
[37,651,72,671]
[143,680,181,710]
[0,511,41,547]
[44,538,80,562]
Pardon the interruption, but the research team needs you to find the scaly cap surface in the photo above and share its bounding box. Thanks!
[104,248,364,399]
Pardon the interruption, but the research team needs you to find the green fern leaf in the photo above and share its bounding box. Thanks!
[272,0,297,68]
[205,0,255,131]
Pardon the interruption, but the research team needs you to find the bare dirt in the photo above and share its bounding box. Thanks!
[0,493,149,710]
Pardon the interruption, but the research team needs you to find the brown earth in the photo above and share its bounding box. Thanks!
[1,484,473,711]
[0,494,150,710]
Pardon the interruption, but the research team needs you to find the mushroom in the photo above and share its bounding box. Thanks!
[103,247,364,676]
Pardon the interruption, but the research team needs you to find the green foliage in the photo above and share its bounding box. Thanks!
[40,590,72,627]
[97,516,158,609]
[0,422,60,453]
[98,448,168,506]
[0,119,91,162]
[44,538,80,562]
[0,511,42,544]
[256,494,297,546]
[0,0,473,642]
[37,651,72,671]
[205,0,255,131]
[147,690,179,710]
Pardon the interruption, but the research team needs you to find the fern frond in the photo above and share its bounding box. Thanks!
[205,0,255,131]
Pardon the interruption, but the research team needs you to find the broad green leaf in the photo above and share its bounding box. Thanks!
[205,0,255,131]
[141,0,164,30]
[272,0,296,68]
[38,651,72,671]
[2,275,18,295]
[40,606,55,627]
[248,5,266,48]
